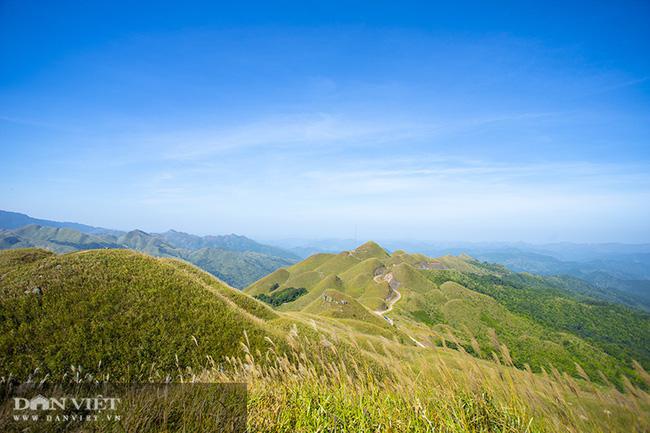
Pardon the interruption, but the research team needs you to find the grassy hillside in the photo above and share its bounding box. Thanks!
[303,289,388,327]
[214,330,649,433]
[424,265,650,377]
[0,248,281,380]
[1,247,648,432]
[246,242,650,387]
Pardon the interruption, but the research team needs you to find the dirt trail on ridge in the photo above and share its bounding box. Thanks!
[373,272,401,315]
[373,271,426,348]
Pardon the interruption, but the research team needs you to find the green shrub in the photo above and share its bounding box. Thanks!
[255,287,307,307]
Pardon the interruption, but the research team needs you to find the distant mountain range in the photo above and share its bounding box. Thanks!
[0,210,298,288]
[3,209,649,309]
[0,209,123,236]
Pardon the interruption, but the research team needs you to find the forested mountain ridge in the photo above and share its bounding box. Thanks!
[0,209,298,288]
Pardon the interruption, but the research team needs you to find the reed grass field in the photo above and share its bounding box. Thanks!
[3,328,648,432]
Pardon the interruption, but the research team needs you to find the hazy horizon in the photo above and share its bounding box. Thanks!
[4,208,650,248]
[2,2,649,243]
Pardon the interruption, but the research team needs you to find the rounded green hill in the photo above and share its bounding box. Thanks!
[0,248,280,380]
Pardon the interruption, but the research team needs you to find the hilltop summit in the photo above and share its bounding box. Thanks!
[351,241,390,260]
[0,248,280,379]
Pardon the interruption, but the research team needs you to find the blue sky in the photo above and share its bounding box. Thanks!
[1,1,649,242]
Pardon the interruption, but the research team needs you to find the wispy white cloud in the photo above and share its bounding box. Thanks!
[109,109,565,170]
[155,113,437,161]
[136,153,650,239]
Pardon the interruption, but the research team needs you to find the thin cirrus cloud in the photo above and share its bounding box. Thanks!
[157,113,439,161]
[138,148,650,241]
[147,109,565,168]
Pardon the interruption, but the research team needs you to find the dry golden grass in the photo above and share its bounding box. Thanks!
[2,326,647,432]
[194,327,650,433]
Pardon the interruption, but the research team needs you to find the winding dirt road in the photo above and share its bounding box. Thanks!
[374,283,401,315]
[373,272,426,348]
[373,273,401,315]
